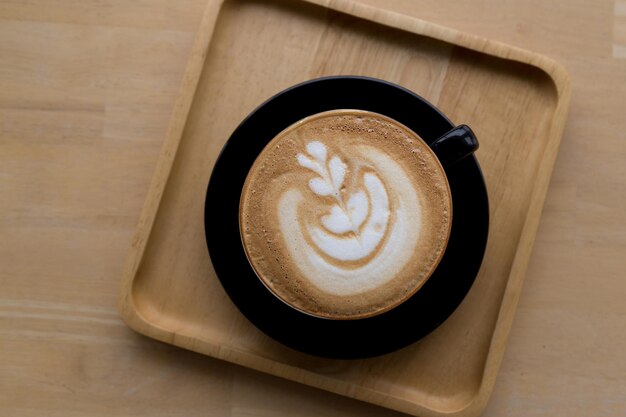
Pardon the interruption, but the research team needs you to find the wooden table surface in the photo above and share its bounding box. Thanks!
[1,0,624,416]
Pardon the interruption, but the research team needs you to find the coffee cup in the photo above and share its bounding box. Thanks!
[205,76,488,358]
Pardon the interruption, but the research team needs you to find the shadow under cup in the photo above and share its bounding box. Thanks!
[205,76,489,359]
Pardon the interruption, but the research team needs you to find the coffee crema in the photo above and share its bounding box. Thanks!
[239,110,452,319]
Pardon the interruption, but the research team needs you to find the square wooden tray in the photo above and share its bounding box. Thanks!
[119,0,570,416]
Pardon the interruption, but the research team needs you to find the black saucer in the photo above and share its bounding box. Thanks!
[204,76,489,359]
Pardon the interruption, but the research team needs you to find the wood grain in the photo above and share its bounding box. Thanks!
[1,0,625,417]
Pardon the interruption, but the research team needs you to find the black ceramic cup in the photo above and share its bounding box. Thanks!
[205,76,489,359]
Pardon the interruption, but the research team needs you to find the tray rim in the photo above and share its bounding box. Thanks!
[118,0,572,416]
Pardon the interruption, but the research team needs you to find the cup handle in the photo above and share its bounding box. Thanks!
[429,125,479,167]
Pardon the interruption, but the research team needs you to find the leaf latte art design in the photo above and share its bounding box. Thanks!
[296,141,390,261]
[276,137,423,298]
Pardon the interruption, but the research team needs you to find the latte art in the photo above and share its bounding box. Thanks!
[297,141,390,262]
[240,110,452,319]
[278,140,422,296]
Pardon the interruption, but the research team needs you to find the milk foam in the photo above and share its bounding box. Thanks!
[296,141,392,262]
[280,144,421,295]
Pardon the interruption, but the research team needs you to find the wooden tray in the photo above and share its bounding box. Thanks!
[119,0,570,416]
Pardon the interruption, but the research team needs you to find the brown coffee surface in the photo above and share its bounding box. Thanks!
[239,110,452,319]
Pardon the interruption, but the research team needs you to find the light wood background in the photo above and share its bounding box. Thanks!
[1,0,624,416]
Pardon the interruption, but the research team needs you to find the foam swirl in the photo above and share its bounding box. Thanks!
[296,141,390,261]
[279,141,421,296]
